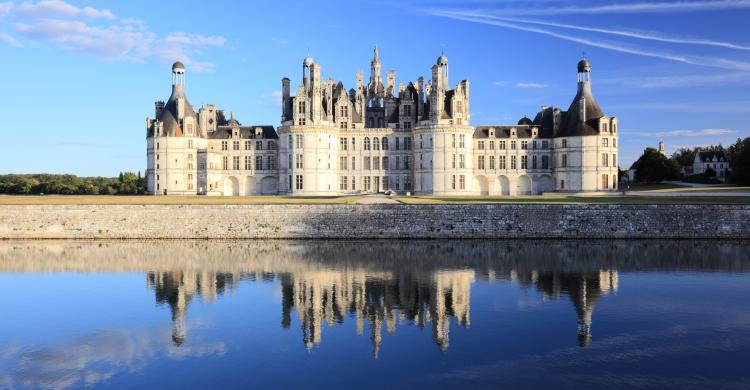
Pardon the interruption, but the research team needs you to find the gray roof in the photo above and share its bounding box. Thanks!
[556,82,605,137]
[154,85,197,137]
[208,125,278,140]
[473,125,541,139]
[697,151,727,163]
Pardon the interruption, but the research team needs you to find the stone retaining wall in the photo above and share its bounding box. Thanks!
[0,204,748,239]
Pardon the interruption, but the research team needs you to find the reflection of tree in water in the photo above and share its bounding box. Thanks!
[515,270,618,347]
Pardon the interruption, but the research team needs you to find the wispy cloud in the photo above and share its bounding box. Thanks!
[492,80,507,86]
[270,36,289,45]
[0,1,13,16]
[443,0,750,16]
[600,72,750,88]
[515,82,547,88]
[636,129,736,137]
[468,14,750,51]
[428,10,750,72]
[0,1,225,72]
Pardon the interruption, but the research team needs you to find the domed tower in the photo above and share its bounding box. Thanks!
[146,61,202,195]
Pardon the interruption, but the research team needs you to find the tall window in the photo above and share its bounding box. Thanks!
[532,155,537,169]
[562,139,567,148]
[295,135,304,149]
[256,141,263,150]
[500,141,506,150]
[245,140,251,150]
[602,138,609,147]
[602,153,609,167]
[521,141,528,150]
[511,155,517,169]
[382,157,389,171]
[395,156,401,170]
[511,141,517,150]
[613,153,617,167]
[602,174,609,189]
[298,101,306,114]
[364,157,371,170]
[562,154,568,168]
[233,156,240,170]
[233,141,240,150]
[459,134,466,148]
[340,176,348,190]
[459,175,466,190]
[477,155,485,170]
[452,134,456,148]
[340,137,348,151]
[340,156,347,170]
[489,155,495,169]
[267,156,275,170]
[295,154,304,169]
[451,175,456,190]
[542,140,549,149]
[452,154,456,169]
[351,156,356,170]
[542,155,549,169]
[478,141,485,150]
[521,155,528,169]
[404,137,412,150]
[613,139,617,147]
[459,154,465,169]
[256,155,263,170]
[373,138,380,150]
[364,137,371,150]
[222,156,228,170]
[382,137,388,150]
[404,105,411,116]
[295,175,303,190]
[373,157,380,170]
[221,141,228,151]
[395,137,400,150]
[245,156,252,170]
[500,155,506,169]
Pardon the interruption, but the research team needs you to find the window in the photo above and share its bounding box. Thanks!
[613,124,617,133]
[364,137,371,150]
[404,156,410,170]
[295,175,304,190]
[373,157,380,170]
[298,101,306,114]
[478,155,485,169]
[268,141,276,150]
[459,175,466,190]
[222,156,228,170]
[452,154,456,169]
[419,135,423,149]
[542,140,549,149]
[221,141,228,151]
[352,176,356,190]
[373,138,380,150]
[245,156,252,170]
[489,155,495,169]
[340,122,348,129]
[295,135,304,149]
[602,123,609,132]
[382,137,388,150]
[351,156,356,170]
[560,180,565,190]
[459,154,465,169]
[521,141,528,150]
[256,141,263,150]
[500,141,506,150]
[340,176,348,190]
[490,140,495,150]
[340,156,347,170]
[404,137,412,150]
[233,156,240,170]
[295,154,304,169]
[602,153,609,167]
[500,155,506,169]
[562,139,567,148]
[395,137,400,150]
[602,138,609,147]
[521,155,528,169]
[478,141,485,150]
[511,141,517,150]
[562,154,568,168]
[340,138,348,151]
[395,176,401,191]
[233,141,240,150]
[532,141,537,150]
[404,122,411,129]
[395,156,400,170]
[341,106,349,117]
[364,176,371,191]
[364,157,371,170]
[532,155,537,169]
[404,105,411,116]
[452,134,456,148]
[542,155,549,169]
[188,140,194,149]
[613,153,617,167]
[297,118,306,126]
[613,138,617,148]
[602,174,609,189]
[511,155,517,169]
[255,155,263,170]
[267,155,275,170]
[245,140,251,150]
[383,157,389,171]
[459,134,466,148]
[451,175,456,190]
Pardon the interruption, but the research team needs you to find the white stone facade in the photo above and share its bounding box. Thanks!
[146,52,618,196]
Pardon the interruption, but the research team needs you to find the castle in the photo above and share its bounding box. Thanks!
[146,48,619,196]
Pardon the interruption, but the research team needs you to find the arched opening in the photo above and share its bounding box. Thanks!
[245,176,256,195]
[538,175,554,194]
[474,175,489,195]
[261,177,278,194]
[496,175,510,196]
[517,175,532,195]
[224,176,239,196]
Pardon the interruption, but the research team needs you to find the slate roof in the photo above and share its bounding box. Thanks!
[697,151,727,163]
[154,85,197,137]
[208,125,278,140]
[473,125,539,139]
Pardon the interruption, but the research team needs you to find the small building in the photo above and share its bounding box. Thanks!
[693,151,729,179]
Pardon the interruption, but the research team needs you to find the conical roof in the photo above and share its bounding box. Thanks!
[558,82,605,137]
[156,84,197,137]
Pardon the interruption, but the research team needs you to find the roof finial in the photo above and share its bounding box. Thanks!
[373,44,379,62]
[582,50,586,59]
[230,111,234,120]
[441,44,445,55]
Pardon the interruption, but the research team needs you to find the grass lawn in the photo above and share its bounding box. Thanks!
[0,195,364,205]
[392,195,750,205]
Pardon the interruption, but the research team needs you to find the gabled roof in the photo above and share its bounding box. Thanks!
[208,125,278,140]
[697,151,727,163]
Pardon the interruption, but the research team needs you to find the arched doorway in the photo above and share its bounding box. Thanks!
[261,177,278,194]
[538,175,554,194]
[224,176,239,196]
[474,175,489,195]
[517,175,532,195]
[496,175,510,196]
[245,176,256,195]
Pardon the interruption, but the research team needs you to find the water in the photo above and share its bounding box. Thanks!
[0,240,749,389]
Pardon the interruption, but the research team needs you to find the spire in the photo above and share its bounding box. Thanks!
[373,45,379,63]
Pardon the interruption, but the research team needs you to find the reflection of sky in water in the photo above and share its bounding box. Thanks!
[0,240,749,389]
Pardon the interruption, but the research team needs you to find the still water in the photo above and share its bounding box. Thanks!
[0,240,749,389]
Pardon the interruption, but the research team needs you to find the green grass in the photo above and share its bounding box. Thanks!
[392,195,750,205]
[0,195,364,205]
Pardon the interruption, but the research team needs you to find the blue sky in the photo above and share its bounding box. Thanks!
[0,0,748,176]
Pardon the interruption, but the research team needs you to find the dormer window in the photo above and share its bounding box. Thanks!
[255,127,262,137]
[489,129,494,137]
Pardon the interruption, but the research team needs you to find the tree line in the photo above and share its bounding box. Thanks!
[632,137,750,185]
[0,172,147,195]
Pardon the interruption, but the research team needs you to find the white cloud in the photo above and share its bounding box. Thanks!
[0,1,13,16]
[428,10,750,72]
[492,80,507,86]
[473,14,750,51]
[515,82,547,88]
[446,0,750,15]
[1,1,226,72]
[260,90,283,108]
[636,129,736,137]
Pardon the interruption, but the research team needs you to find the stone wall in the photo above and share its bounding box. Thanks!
[0,204,748,239]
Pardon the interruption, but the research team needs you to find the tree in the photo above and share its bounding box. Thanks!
[729,137,750,185]
[117,172,143,195]
[671,148,696,167]
[634,147,682,182]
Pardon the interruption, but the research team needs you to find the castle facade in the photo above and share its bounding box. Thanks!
[146,48,619,196]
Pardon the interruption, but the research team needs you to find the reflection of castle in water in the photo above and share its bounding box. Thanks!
[146,266,616,354]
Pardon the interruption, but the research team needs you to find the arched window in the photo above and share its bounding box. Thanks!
[373,138,380,150]
[364,137,371,150]
[381,137,388,150]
